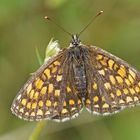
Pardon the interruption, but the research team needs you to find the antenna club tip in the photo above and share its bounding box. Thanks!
[99,10,103,15]
[44,16,50,20]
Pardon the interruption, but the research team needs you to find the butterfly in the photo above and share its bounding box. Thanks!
[11,11,140,122]
[11,33,140,122]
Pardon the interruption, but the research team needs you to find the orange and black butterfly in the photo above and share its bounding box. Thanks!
[11,11,140,122]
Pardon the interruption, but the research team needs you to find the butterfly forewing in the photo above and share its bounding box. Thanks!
[85,45,140,115]
[11,50,83,121]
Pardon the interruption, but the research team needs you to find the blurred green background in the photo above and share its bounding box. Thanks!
[1,0,140,140]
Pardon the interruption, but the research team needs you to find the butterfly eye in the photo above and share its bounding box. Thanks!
[71,34,81,46]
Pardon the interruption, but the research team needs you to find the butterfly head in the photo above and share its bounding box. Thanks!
[71,34,81,47]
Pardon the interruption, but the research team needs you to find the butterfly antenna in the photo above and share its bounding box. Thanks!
[78,10,103,36]
[44,16,72,37]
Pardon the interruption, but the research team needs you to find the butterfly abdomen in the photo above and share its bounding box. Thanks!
[74,65,87,97]
[71,46,87,98]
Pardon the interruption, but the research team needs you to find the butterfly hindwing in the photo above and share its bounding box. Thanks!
[11,49,83,121]
[85,45,140,115]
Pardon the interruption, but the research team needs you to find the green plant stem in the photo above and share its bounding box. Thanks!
[29,121,46,140]
[35,47,43,66]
